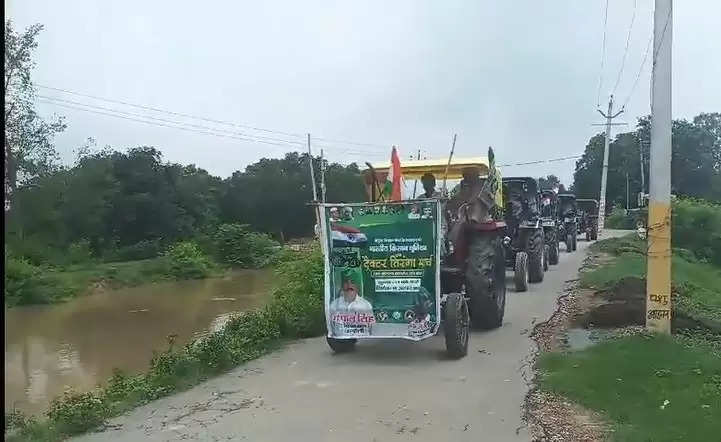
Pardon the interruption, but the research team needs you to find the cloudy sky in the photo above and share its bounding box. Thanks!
[6,0,721,185]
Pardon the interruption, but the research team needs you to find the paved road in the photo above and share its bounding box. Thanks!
[76,232,626,442]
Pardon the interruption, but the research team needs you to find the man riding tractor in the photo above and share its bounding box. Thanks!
[540,189,560,265]
[557,193,578,252]
[502,177,547,292]
[364,149,507,331]
[577,199,599,241]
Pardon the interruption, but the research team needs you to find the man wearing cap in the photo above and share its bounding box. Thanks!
[330,268,373,313]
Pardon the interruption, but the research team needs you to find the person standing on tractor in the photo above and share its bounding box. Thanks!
[418,173,441,199]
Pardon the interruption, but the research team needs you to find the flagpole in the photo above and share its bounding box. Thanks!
[441,134,458,196]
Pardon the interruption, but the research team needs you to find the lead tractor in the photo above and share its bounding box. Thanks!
[557,193,578,252]
[336,148,507,358]
[501,177,547,292]
[540,189,560,265]
[577,199,599,241]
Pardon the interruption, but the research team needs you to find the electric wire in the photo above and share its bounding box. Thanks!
[596,0,610,107]
[611,0,638,97]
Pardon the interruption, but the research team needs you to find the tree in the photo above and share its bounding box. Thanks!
[538,175,561,191]
[573,112,721,204]
[4,21,65,213]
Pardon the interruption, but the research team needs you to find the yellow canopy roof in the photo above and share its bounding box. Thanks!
[367,156,490,180]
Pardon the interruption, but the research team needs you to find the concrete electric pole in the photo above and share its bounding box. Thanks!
[646,0,673,334]
[596,94,624,235]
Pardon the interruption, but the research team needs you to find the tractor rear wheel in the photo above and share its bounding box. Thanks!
[444,293,469,358]
[566,231,574,253]
[466,233,506,329]
[543,245,550,271]
[527,229,545,283]
[514,251,529,292]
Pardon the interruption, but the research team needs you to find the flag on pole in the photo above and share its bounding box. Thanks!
[382,146,403,201]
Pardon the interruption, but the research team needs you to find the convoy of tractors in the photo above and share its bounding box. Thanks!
[336,148,600,357]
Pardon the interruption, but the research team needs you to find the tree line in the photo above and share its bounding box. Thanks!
[572,113,721,206]
[6,146,365,262]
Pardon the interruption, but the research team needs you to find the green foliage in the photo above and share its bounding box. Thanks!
[573,113,721,204]
[67,239,93,265]
[46,390,109,436]
[266,247,326,338]
[102,239,165,262]
[164,242,213,279]
[672,198,721,267]
[214,223,279,268]
[538,334,721,441]
[4,254,74,306]
[605,207,637,229]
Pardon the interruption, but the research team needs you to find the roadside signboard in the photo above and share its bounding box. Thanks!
[318,201,441,340]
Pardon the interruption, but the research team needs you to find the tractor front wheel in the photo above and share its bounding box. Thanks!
[444,293,469,358]
[326,337,356,353]
[527,229,545,283]
[514,251,529,292]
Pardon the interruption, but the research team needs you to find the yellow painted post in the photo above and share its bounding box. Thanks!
[646,0,672,334]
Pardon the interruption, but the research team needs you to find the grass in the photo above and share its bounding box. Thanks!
[539,334,721,442]
[581,235,721,325]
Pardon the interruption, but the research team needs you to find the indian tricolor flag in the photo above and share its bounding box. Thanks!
[382,146,403,201]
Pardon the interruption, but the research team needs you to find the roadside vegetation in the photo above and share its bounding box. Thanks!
[536,198,721,441]
[5,247,326,441]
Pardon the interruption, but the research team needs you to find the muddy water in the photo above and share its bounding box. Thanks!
[4,269,273,416]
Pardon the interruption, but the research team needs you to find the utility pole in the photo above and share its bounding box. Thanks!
[640,140,647,195]
[320,148,326,203]
[307,133,318,201]
[596,94,624,235]
[646,0,673,334]
[412,148,421,198]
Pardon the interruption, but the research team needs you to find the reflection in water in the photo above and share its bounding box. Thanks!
[4,269,272,416]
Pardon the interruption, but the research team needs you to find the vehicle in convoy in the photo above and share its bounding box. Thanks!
[501,177,547,292]
[557,193,578,252]
[577,199,599,241]
[317,150,506,358]
[540,189,560,265]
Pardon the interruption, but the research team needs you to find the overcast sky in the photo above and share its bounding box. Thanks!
[6,0,721,185]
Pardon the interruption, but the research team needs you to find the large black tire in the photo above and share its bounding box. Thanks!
[591,226,598,241]
[548,229,560,265]
[466,233,506,329]
[444,293,469,358]
[572,233,578,251]
[514,251,529,292]
[543,245,550,271]
[326,337,356,353]
[585,230,591,241]
[566,232,574,253]
[527,229,545,283]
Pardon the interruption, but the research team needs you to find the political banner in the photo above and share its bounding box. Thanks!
[319,201,441,340]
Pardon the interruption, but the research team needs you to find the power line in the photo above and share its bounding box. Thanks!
[37,96,382,156]
[596,0,610,107]
[497,155,582,167]
[38,94,304,147]
[35,84,391,152]
[611,0,638,97]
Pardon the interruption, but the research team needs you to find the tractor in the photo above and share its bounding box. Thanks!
[363,148,507,333]
[577,199,599,241]
[557,193,578,252]
[501,177,547,292]
[540,189,560,265]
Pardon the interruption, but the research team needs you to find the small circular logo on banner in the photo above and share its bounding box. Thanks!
[392,311,402,320]
[376,311,388,321]
[404,310,416,322]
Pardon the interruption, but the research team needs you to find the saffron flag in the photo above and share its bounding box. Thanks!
[382,146,403,201]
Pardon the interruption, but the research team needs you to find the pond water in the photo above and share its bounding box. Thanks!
[4,269,273,416]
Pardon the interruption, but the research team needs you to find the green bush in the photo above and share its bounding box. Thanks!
[4,254,74,306]
[103,239,165,262]
[266,247,326,338]
[214,223,279,268]
[67,239,93,265]
[46,390,109,436]
[164,241,212,279]
[672,198,721,267]
[605,207,636,229]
